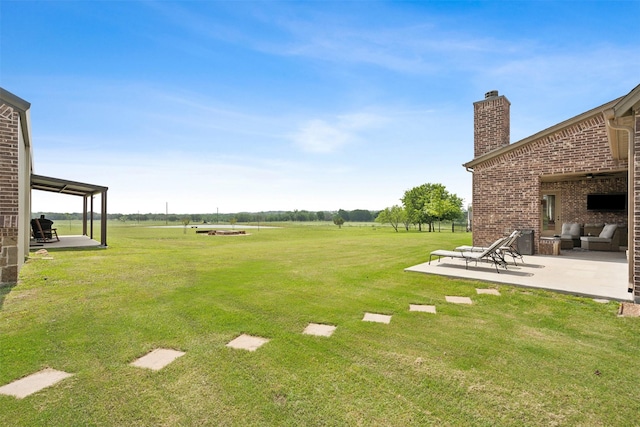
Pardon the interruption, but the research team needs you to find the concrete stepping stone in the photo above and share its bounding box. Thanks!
[445,296,473,304]
[303,323,337,337]
[362,312,392,324]
[130,348,185,371]
[226,334,270,351]
[0,368,73,399]
[409,304,436,314]
[476,288,501,296]
[593,298,609,304]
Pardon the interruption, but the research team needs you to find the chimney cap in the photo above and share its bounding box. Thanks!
[485,90,499,99]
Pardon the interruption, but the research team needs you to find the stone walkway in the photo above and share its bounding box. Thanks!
[0,369,73,399]
[0,286,613,399]
[130,349,186,371]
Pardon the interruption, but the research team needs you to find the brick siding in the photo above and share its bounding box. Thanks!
[471,107,628,254]
[634,112,640,298]
[0,103,19,284]
[474,94,510,158]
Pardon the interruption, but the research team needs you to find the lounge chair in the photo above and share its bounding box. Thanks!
[429,236,508,273]
[455,230,523,265]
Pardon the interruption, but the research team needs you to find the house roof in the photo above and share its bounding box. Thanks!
[0,87,31,112]
[463,96,622,169]
[613,83,640,118]
[31,174,108,197]
[0,87,33,165]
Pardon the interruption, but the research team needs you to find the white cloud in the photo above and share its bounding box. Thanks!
[291,119,351,153]
[290,111,387,153]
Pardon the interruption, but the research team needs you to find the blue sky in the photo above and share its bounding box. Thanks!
[2,1,639,214]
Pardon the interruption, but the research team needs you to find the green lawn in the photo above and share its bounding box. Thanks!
[1,223,638,426]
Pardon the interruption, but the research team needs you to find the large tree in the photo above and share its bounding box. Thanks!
[402,183,463,232]
[375,205,407,232]
[401,184,435,231]
[423,183,464,231]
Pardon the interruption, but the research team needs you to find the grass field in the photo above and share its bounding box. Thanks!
[1,222,639,426]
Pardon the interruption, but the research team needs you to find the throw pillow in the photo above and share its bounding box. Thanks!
[599,224,617,239]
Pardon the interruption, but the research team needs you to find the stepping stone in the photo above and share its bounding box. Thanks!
[476,288,501,296]
[0,368,73,399]
[593,298,609,304]
[409,304,437,314]
[362,312,392,324]
[445,296,473,305]
[226,334,270,351]
[130,348,186,371]
[303,323,337,337]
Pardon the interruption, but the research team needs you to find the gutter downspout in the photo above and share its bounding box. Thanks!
[464,166,474,233]
[605,113,635,294]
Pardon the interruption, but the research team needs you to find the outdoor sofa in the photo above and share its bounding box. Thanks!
[580,223,620,251]
[559,222,623,252]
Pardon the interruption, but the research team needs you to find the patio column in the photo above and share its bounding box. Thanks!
[83,195,88,236]
[90,195,94,239]
[101,190,107,247]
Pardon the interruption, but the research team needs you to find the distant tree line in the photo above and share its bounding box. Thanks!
[33,209,379,224]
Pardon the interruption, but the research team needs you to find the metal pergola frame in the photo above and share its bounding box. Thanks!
[31,174,108,246]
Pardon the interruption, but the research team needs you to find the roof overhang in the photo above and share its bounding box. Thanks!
[539,169,628,183]
[604,84,640,161]
[1,87,33,169]
[463,97,620,170]
[31,174,108,197]
[613,83,640,118]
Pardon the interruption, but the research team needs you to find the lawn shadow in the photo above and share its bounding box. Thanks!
[0,282,17,310]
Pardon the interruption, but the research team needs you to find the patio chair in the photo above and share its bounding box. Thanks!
[454,230,523,265]
[429,236,509,273]
[560,222,581,249]
[31,218,59,243]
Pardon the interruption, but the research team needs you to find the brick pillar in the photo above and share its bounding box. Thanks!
[474,91,510,158]
[0,103,20,285]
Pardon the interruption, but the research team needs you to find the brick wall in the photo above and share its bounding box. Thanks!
[0,103,20,285]
[540,178,628,225]
[471,110,629,253]
[634,112,640,299]
[474,93,510,157]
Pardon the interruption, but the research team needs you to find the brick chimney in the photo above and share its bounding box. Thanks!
[473,90,510,158]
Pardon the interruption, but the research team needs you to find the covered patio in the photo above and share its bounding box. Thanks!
[30,174,108,248]
[30,235,103,250]
[406,250,632,301]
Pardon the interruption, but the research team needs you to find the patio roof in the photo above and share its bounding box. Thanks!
[30,174,108,247]
[31,174,108,196]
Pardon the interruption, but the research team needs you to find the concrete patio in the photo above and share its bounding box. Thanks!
[406,249,633,301]
[29,235,104,250]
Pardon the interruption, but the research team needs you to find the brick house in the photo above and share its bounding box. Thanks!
[1,88,108,286]
[0,89,33,285]
[464,84,640,301]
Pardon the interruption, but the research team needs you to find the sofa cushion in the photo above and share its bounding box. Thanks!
[599,224,617,239]
[580,236,611,243]
[560,223,581,241]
